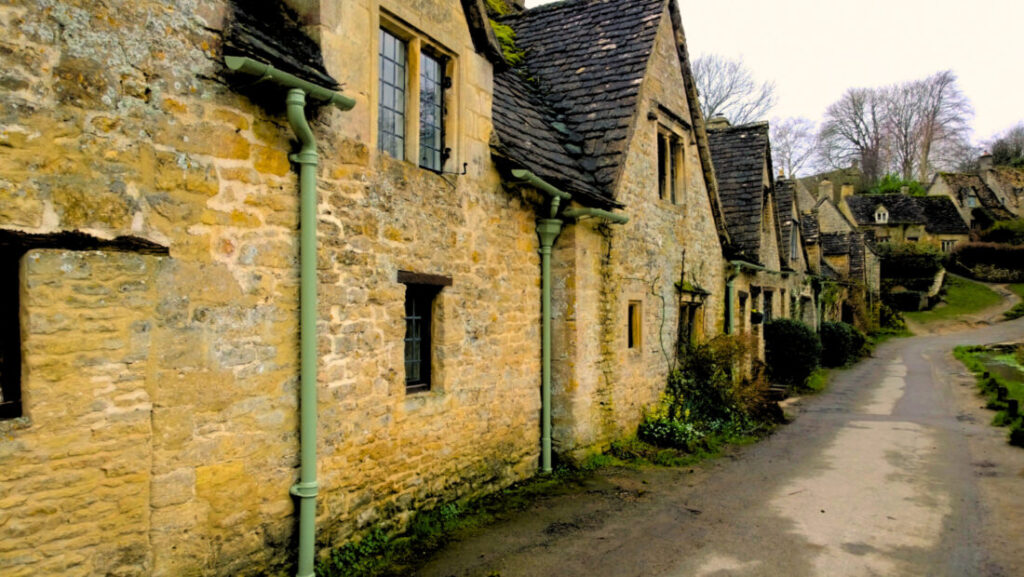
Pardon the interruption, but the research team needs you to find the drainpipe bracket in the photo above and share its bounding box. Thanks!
[537,218,563,249]
[290,152,319,165]
[290,481,320,498]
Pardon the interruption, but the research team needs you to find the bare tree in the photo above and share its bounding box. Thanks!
[884,82,922,181]
[818,87,888,184]
[693,54,776,125]
[770,117,818,177]
[915,70,973,181]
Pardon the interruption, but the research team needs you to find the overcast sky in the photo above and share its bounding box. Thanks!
[523,0,1023,142]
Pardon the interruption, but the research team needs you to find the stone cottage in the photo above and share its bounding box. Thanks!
[791,179,881,327]
[489,0,728,460]
[774,177,818,328]
[843,193,969,252]
[927,153,1023,233]
[0,0,730,575]
[706,120,785,360]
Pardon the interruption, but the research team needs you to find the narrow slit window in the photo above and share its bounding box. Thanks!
[657,135,667,200]
[0,251,21,419]
[628,301,642,350]
[378,28,407,160]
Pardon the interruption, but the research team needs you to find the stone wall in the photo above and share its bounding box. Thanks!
[549,11,726,459]
[0,0,542,574]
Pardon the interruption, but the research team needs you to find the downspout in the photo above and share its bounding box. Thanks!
[225,56,355,577]
[512,169,630,474]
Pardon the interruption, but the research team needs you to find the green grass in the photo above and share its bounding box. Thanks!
[954,345,1024,447]
[1009,284,1024,299]
[799,368,831,393]
[904,276,1002,323]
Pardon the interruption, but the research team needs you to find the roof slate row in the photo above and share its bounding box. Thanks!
[706,122,772,262]
[491,0,664,206]
[845,194,969,235]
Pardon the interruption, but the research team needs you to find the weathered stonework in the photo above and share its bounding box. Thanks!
[549,10,725,459]
[0,1,539,575]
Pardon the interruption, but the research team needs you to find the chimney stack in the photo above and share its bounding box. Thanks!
[979,152,993,172]
[706,115,731,129]
[819,179,834,203]
[841,184,854,201]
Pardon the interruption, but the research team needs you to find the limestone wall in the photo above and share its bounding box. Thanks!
[0,0,540,575]
[549,10,726,459]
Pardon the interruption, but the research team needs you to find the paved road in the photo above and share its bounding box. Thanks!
[417,317,1024,577]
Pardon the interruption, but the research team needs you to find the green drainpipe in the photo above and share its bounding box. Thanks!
[537,217,563,473]
[512,169,629,473]
[225,55,354,577]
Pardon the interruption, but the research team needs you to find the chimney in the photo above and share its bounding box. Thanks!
[841,184,854,201]
[818,179,834,202]
[900,185,909,195]
[979,152,993,172]
[706,115,731,130]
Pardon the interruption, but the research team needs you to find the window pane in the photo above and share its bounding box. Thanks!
[419,52,445,171]
[379,28,406,160]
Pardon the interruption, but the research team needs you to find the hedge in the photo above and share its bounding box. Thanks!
[764,319,821,386]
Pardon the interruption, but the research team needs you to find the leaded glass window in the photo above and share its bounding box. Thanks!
[419,52,445,171]
[379,28,406,160]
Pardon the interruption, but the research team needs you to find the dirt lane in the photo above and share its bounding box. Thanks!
[415,318,1024,577]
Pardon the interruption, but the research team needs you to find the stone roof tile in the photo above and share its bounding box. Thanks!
[491,0,664,205]
[707,122,771,261]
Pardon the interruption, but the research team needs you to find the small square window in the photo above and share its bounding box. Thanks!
[628,301,642,350]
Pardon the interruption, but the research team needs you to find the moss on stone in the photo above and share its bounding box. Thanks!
[490,20,524,67]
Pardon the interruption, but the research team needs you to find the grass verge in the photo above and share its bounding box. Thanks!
[953,345,1024,447]
[905,276,1002,324]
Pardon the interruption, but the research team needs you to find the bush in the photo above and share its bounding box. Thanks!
[977,219,1024,245]
[887,290,926,311]
[875,241,944,280]
[949,243,1024,282]
[820,321,866,367]
[764,319,821,386]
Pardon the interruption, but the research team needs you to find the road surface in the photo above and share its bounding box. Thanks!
[416,316,1024,577]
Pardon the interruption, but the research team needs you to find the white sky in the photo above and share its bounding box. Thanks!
[523,0,1024,142]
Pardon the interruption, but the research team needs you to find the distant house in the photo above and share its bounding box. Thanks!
[492,0,730,457]
[929,153,1024,232]
[844,194,969,251]
[789,179,880,326]
[706,120,787,359]
[774,178,818,328]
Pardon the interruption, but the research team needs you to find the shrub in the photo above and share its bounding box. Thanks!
[977,219,1024,245]
[887,290,926,312]
[764,319,821,386]
[1004,303,1024,320]
[875,241,944,280]
[949,243,1024,282]
[820,321,866,367]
